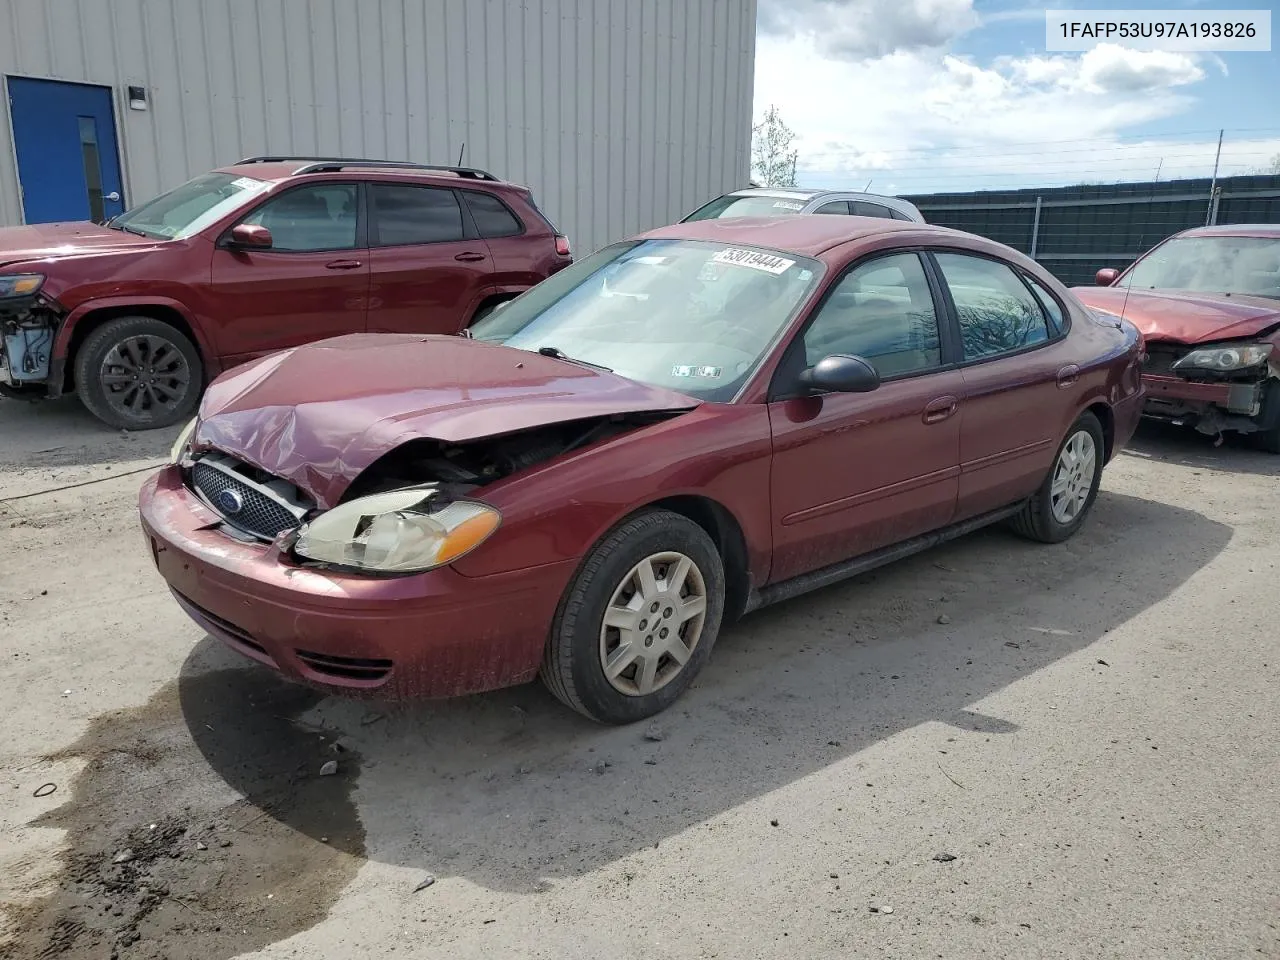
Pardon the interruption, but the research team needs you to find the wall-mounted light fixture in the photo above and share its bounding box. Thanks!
[127,85,147,110]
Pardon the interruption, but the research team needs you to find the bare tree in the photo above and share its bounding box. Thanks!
[1268,153,1280,174]
[752,105,800,188]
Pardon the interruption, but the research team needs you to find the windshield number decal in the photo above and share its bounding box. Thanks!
[671,365,722,379]
[231,176,261,190]
[711,248,796,275]
[772,200,804,211]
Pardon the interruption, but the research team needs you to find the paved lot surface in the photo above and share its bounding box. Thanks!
[0,395,1277,960]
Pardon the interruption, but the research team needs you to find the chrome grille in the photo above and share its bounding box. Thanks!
[190,453,311,541]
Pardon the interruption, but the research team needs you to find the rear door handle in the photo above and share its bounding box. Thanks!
[1057,364,1080,388]
[455,252,487,262]
[923,396,958,424]
[325,259,362,270]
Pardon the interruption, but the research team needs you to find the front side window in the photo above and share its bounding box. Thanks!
[370,184,464,246]
[462,191,522,238]
[110,172,271,240]
[470,239,823,401]
[802,253,941,377]
[1119,236,1280,299]
[934,252,1050,361]
[241,184,358,252]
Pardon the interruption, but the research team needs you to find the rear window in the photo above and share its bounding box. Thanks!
[683,194,809,221]
[463,191,523,238]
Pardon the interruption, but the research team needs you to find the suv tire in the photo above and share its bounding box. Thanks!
[75,316,203,430]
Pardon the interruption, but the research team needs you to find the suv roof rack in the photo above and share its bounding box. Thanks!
[235,156,501,181]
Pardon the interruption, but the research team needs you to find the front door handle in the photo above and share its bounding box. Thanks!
[325,259,362,270]
[1057,364,1080,388]
[923,396,958,424]
[454,251,487,262]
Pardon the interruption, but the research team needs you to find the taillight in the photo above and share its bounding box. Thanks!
[554,235,571,257]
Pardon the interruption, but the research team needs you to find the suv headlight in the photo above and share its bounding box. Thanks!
[0,274,44,299]
[1172,343,1273,373]
[170,417,198,464]
[293,488,501,574]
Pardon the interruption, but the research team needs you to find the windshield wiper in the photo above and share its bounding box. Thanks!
[537,345,612,373]
[112,222,151,238]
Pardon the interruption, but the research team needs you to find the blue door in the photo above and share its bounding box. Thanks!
[7,77,125,224]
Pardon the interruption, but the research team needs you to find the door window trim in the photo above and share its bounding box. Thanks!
[767,246,954,401]
[218,180,367,252]
[925,248,1068,369]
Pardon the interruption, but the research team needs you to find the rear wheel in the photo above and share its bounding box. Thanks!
[75,316,202,430]
[1011,411,1105,543]
[540,509,725,724]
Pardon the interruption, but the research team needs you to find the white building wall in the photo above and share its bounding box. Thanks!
[0,0,756,253]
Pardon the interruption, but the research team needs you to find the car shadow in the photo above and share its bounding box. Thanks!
[178,490,1230,894]
[1123,419,1280,478]
[0,393,179,471]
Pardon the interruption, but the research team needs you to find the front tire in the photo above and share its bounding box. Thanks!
[540,509,725,724]
[75,316,202,430]
[1011,411,1105,543]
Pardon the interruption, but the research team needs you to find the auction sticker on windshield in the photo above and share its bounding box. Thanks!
[711,248,796,275]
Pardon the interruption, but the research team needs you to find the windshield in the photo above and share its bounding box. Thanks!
[683,194,809,221]
[110,172,271,240]
[470,239,824,401]
[1120,235,1280,299]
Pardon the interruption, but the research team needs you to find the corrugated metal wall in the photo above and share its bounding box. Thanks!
[0,0,756,252]
[905,174,1280,286]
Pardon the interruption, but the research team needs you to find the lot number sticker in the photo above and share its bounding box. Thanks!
[711,248,796,275]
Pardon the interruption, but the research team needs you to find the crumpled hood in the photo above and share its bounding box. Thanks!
[0,221,161,267]
[1072,286,1280,344]
[194,334,700,508]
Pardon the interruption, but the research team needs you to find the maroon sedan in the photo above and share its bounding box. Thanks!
[139,216,1145,724]
[1074,224,1280,452]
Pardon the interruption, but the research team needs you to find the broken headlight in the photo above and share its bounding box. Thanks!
[293,488,501,574]
[170,417,198,464]
[0,274,43,299]
[1172,343,1273,373]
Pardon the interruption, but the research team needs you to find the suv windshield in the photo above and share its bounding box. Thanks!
[683,194,809,221]
[1120,235,1280,299]
[470,238,823,401]
[109,172,271,240]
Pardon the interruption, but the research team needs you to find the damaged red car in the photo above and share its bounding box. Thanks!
[139,216,1145,723]
[1075,224,1280,452]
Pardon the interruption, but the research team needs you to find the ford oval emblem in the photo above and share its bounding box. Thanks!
[216,489,245,515]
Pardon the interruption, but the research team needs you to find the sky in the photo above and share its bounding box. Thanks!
[752,0,1280,196]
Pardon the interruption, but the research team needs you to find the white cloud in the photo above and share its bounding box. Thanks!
[753,35,1250,194]
[758,0,980,60]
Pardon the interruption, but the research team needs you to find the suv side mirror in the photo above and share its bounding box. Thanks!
[1095,267,1119,286]
[228,223,273,249]
[799,354,881,394]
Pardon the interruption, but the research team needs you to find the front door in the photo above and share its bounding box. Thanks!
[7,77,125,223]
[209,182,370,364]
[767,252,963,583]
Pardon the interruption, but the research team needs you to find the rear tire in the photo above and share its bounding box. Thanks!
[1011,411,1105,544]
[540,509,725,724]
[1254,426,1280,454]
[75,316,203,430]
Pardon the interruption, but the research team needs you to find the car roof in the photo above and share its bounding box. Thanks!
[1177,223,1280,239]
[725,187,910,206]
[639,215,970,259]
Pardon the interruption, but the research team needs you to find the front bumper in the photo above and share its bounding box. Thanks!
[1140,373,1275,434]
[138,466,576,699]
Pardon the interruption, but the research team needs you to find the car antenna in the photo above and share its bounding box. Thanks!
[457,142,465,166]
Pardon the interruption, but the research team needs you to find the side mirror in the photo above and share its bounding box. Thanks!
[1095,267,1119,286]
[228,223,273,249]
[799,354,881,394]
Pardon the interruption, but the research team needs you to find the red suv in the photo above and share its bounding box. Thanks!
[0,157,572,428]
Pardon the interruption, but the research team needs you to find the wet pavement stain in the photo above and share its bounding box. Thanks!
[1,667,365,960]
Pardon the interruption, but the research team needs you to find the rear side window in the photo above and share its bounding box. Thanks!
[1023,274,1066,335]
[889,207,914,221]
[850,201,894,219]
[463,191,523,238]
[370,184,464,246]
[934,252,1051,360]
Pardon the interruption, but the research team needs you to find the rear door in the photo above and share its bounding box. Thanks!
[209,181,369,363]
[366,183,495,335]
[930,250,1075,519]
[458,188,555,293]
[767,251,963,582]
